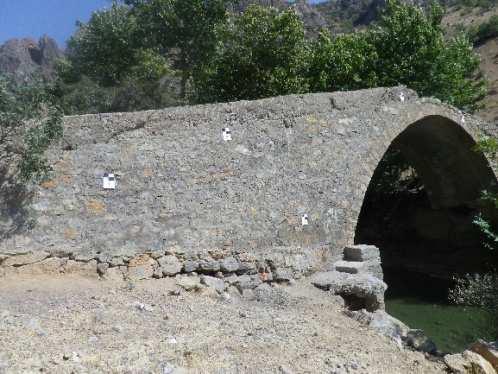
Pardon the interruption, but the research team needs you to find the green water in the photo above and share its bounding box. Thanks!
[386,297,496,353]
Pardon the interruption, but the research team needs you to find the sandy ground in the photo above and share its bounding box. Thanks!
[0,275,445,374]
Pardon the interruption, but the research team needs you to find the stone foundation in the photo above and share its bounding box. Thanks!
[0,245,328,288]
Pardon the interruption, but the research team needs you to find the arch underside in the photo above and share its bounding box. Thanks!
[355,115,498,286]
[392,115,496,209]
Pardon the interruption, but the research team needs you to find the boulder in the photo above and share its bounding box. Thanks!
[311,271,386,311]
[470,340,498,372]
[444,350,496,374]
[404,329,437,354]
[369,310,410,342]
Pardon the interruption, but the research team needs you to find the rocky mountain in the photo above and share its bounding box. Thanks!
[0,36,63,83]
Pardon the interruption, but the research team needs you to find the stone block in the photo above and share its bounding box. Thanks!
[64,260,98,277]
[343,245,380,262]
[201,275,226,293]
[176,275,201,291]
[274,268,293,282]
[220,257,240,273]
[17,257,65,275]
[158,255,182,276]
[127,255,156,280]
[183,260,199,273]
[199,259,220,273]
[2,251,50,267]
[103,266,125,281]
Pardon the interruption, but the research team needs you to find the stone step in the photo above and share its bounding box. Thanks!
[334,260,364,274]
[343,245,380,262]
[310,271,387,312]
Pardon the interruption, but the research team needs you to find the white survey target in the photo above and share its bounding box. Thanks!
[103,173,116,189]
[222,128,232,141]
[301,214,309,226]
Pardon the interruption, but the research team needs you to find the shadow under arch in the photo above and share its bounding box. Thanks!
[355,114,498,289]
[354,114,498,351]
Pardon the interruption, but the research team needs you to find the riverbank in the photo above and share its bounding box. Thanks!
[0,274,444,373]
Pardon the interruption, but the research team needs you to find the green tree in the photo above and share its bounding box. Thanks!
[308,32,378,92]
[0,76,63,181]
[308,0,486,112]
[126,0,230,97]
[195,5,310,103]
[66,3,140,86]
[370,0,485,111]
[60,2,177,114]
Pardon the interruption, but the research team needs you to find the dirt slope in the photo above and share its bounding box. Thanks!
[0,275,444,374]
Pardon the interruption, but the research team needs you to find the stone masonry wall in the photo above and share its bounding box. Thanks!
[0,87,496,281]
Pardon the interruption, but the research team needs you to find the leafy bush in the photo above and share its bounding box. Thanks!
[449,136,498,328]
[449,272,498,327]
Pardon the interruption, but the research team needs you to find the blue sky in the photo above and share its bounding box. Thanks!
[0,0,112,47]
[0,0,324,48]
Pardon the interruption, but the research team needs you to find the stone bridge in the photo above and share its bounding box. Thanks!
[0,87,497,280]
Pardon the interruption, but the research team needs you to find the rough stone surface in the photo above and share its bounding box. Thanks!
[444,350,497,374]
[0,87,495,273]
[274,268,293,282]
[470,340,498,372]
[311,271,387,311]
[2,252,49,267]
[199,259,220,273]
[200,275,226,293]
[369,310,410,343]
[182,260,199,273]
[405,329,437,354]
[158,255,182,276]
[220,257,240,273]
[176,276,201,291]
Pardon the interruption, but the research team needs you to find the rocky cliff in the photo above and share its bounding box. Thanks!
[0,36,63,83]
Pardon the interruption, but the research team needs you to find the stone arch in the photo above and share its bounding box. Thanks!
[352,114,498,284]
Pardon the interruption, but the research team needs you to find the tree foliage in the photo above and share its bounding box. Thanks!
[308,32,378,92]
[309,0,485,112]
[66,3,140,87]
[194,5,310,103]
[0,76,63,181]
[126,0,229,97]
[57,0,486,114]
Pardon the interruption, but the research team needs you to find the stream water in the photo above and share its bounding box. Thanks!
[384,270,496,353]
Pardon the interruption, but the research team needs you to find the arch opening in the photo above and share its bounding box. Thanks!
[354,115,498,352]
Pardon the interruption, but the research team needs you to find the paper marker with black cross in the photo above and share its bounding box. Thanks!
[103,173,116,189]
[222,127,232,141]
[301,214,309,226]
